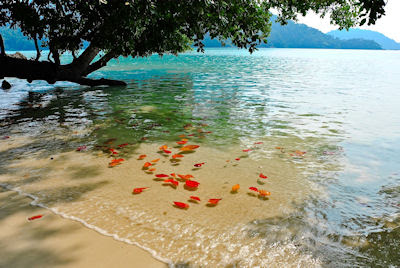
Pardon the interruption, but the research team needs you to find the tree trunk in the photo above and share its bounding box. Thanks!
[0,34,5,57]
[0,55,126,86]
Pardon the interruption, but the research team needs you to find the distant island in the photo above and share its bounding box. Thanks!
[0,16,385,51]
[327,28,400,50]
[202,16,382,50]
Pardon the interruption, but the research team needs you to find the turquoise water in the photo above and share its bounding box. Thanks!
[1,48,400,266]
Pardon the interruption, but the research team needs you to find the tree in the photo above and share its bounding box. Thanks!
[0,0,386,87]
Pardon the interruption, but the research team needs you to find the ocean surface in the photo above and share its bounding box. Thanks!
[1,48,399,267]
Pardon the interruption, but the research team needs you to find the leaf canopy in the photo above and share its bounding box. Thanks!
[0,0,386,57]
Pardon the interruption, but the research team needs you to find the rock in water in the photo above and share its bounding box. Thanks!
[7,52,27,60]
[1,80,12,90]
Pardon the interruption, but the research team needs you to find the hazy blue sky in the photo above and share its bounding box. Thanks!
[297,1,400,42]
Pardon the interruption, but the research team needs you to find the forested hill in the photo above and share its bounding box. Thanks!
[262,18,381,49]
[0,27,37,51]
[1,17,382,51]
[328,29,400,50]
[203,16,382,50]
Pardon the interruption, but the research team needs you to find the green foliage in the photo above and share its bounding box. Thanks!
[0,0,386,59]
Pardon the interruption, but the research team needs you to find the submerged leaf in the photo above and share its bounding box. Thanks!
[173,202,189,209]
[232,184,240,192]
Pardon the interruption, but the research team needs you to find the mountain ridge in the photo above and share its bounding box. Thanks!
[1,17,383,51]
[327,28,400,50]
[203,16,381,50]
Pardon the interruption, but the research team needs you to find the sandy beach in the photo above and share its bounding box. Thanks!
[0,187,166,268]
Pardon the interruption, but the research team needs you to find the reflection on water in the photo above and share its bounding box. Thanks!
[1,48,399,266]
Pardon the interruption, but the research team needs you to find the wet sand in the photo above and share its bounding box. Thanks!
[0,134,321,267]
[0,188,166,268]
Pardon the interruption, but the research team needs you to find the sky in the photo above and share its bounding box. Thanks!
[297,0,400,42]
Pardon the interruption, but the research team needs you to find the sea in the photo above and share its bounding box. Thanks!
[1,48,399,267]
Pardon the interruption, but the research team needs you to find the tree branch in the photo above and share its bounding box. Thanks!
[0,56,126,87]
[74,43,101,68]
[83,50,116,76]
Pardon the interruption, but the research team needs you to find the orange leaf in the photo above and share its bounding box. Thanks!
[143,162,152,168]
[208,198,222,205]
[164,179,179,186]
[179,145,200,151]
[258,190,271,197]
[151,158,160,162]
[159,145,168,151]
[178,174,194,180]
[231,184,240,192]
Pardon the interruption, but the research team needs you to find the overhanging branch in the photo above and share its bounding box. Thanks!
[83,50,116,76]
[0,56,126,87]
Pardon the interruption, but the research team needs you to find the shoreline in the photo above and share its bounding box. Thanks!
[0,185,167,268]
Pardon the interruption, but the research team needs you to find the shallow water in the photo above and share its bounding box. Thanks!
[1,48,399,267]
